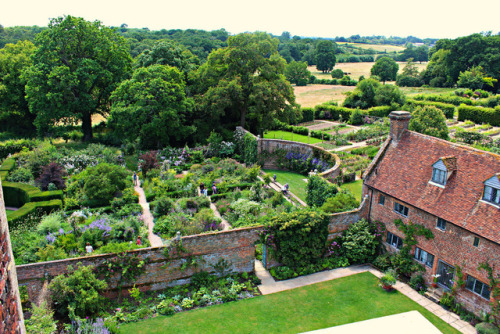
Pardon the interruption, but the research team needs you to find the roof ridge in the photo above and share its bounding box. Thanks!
[406,129,500,160]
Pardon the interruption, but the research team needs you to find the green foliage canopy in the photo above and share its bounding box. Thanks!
[0,40,36,135]
[409,105,449,140]
[109,64,195,149]
[285,61,311,86]
[192,32,297,136]
[24,16,133,140]
[371,57,399,83]
[315,40,336,73]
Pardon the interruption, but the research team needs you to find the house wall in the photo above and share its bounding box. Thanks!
[367,187,499,315]
[0,179,24,333]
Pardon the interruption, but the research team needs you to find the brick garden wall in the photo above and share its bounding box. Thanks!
[17,227,261,302]
[0,180,24,333]
[367,187,499,315]
[18,199,370,303]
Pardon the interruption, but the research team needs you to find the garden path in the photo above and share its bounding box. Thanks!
[255,261,475,334]
[209,202,231,230]
[135,180,163,248]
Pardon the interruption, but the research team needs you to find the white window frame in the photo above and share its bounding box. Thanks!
[432,168,447,185]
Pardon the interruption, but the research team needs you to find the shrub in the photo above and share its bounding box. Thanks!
[36,162,67,190]
[261,210,329,268]
[306,175,338,207]
[342,219,383,264]
[476,323,499,334]
[409,273,427,293]
[25,301,57,334]
[7,167,33,183]
[139,151,158,178]
[49,264,108,318]
[409,106,449,140]
[331,69,344,79]
[379,269,397,289]
[153,197,174,217]
[349,109,364,125]
[66,163,130,207]
[320,190,359,213]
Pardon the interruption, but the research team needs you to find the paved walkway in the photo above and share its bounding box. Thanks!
[210,202,231,230]
[135,181,163,248]
[255,261,475,334]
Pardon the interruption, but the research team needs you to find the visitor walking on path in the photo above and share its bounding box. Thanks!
[133,172,138,186]
[212,182,217,195]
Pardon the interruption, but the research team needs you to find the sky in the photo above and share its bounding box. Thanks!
[1,0,499,39]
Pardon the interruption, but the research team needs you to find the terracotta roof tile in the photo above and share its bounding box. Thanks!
[365,130,500,244]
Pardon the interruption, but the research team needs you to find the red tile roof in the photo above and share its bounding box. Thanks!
[364,130,500,244]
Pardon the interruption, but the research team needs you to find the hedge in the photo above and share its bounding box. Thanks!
[30,190,64,202]
[405,100,455,119]
[313,104,355,121]
[209,192,231,202]
[7,200,63,227]
[0,139,38,160]
[207,182,255,196]
[367,106,394,117]
[301,108,314,122]
[457,104,500,126]
[413,94,473,106]
[0,158,15,172]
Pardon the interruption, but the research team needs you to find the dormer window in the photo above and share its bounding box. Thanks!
[483,175,500,205]
[431,159,448,185]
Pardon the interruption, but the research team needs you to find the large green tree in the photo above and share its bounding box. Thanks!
[24,16,133,140]
[108,65,195,149]
[285,61,310,86]
[134,40,199,74]
[371,56,399,84]
[0,40,36,135]
[315,40,336,73]
[192,32,297,136]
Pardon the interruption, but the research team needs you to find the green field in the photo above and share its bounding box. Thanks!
[263,169,308,203]
[119,272,460,334]
[263,130,322,144]
[340,179,364,202]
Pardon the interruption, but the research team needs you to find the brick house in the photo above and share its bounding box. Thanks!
[363,111,500,315]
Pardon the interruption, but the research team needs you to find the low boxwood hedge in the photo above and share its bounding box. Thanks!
[7,199,63,227]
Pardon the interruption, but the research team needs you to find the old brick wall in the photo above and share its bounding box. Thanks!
[258,139,341,179]
[0,179,25,333]
[368,188,499,315]
[18,227,262,302]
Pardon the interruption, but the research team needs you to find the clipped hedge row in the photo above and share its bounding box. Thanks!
[405,99,455,119]
[0,139,38,160]
[0,158,16,172]
[457,104,500,126]
[7,200,63,227]
[367,106,394,117]
[413,94,473,106]
[313,104,355,121]
[301,108,314,122]
[210,192,232,202]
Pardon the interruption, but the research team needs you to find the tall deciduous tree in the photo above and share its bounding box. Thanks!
[24,16,132,140]
[134,40,199,74]
[0,40,36,134]
[285,61,310,86]
[315,40,336,73]
[193,32,297,135]
[371,57,399,84]
[108,65,195,149]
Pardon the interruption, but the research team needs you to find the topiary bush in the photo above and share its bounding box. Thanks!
[306,175,338,207]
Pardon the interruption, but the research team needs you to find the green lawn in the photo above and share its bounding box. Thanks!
[264,131,322,144]
[6,209,14,217]
[263,169,308,203]
[340,179,364,202]
[119,272,460,334]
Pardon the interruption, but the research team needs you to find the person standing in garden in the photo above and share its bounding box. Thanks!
[212,182,217,195]
[133,172,138,186]
[200,182,206,196]
[85,242,93,253]
[136,236,142,246]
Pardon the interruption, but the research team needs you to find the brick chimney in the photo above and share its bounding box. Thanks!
[389,111,411,143]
